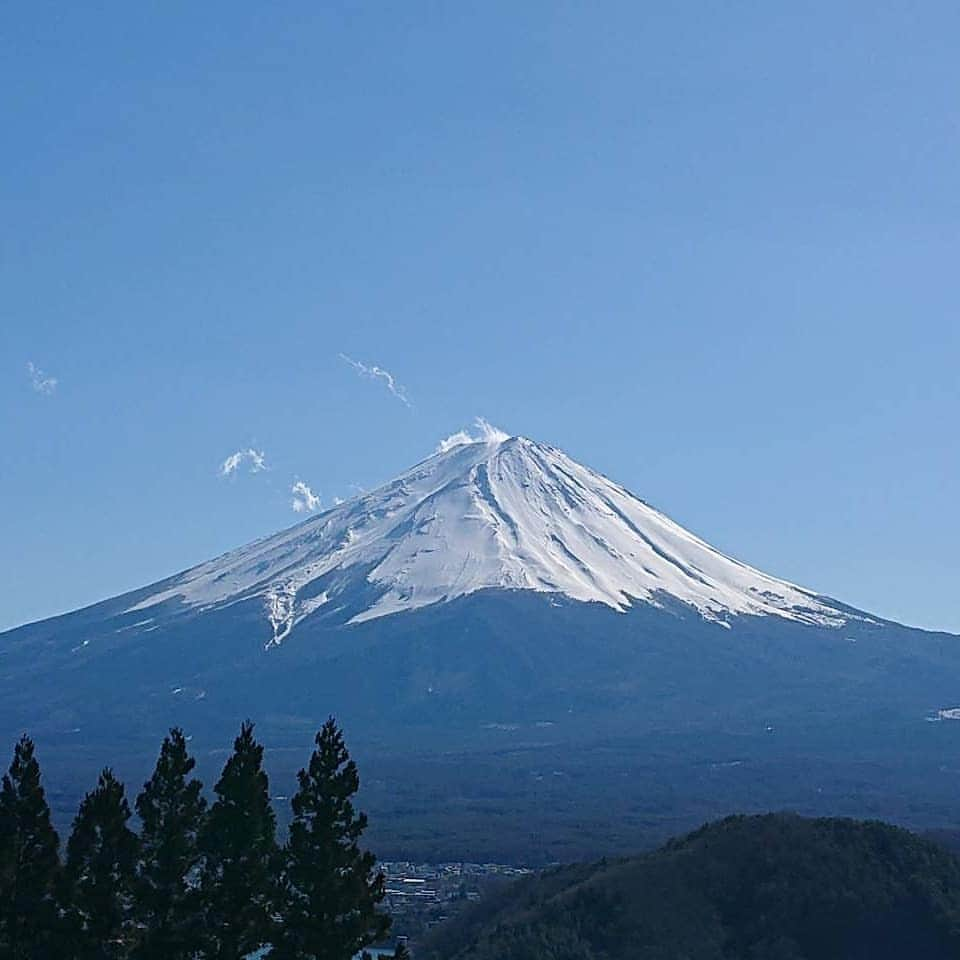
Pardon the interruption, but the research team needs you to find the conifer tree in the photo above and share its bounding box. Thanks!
[198,721,277,960]
[63,768,139,960]
[0,736,61,960]
[272,718,389,960]
[133,728,207,960]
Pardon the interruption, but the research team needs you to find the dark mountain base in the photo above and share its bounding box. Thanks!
[4,592,960,861]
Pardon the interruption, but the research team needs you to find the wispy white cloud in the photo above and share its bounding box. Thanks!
[27,362,57,395]
[291,480,321,513]
[476,417,510,443]
[436,429,474,454]
[435,417,511,454]
[220,448,267,477]
[339,354,412,407]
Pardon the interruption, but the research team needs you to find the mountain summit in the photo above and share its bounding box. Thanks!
[128,427,852,648]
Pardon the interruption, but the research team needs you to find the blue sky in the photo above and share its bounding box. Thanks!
[2,2,958,633]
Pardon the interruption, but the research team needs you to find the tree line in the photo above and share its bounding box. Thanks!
[0,718,395,960]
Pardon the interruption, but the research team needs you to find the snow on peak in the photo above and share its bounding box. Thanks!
[129,431,857,646]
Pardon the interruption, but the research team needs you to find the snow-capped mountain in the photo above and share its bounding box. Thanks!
[4,425,959,854]
[126,427,854,648]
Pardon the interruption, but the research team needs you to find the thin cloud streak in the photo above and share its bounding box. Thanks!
[339,354,412,407]
[27,362,57,395]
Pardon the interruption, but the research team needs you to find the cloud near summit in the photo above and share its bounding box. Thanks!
[436,418,511,453]
[291,480,321,513]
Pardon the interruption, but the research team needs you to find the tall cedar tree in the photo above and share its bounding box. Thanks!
[133,728,207,960]
[63,768,139,960]
[198,721,277,960]
[273,718,389,960]
[0,736,61,960]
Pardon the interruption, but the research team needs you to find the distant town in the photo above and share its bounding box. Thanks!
[380,861,531,940]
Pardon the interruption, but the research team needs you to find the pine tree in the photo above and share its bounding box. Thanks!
[0,736,62,960]
[272,718,390,960]
[198,721,277,960]
[133,728,207,960]
[63,768,139,959]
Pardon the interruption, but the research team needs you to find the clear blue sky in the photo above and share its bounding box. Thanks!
[2,2,958,633]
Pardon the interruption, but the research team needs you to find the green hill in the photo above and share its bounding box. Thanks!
[422,813,960,960]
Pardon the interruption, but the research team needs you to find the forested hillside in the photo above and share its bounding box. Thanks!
[423,813,960,960]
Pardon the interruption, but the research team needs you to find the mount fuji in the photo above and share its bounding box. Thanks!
[3,425,959,858]
[124,425,856,645]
